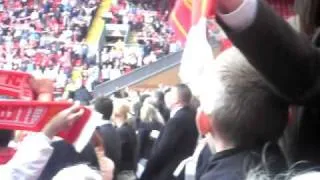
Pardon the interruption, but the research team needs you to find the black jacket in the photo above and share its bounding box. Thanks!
[73,86,92,105]
[117,123,138,171]
[39,141,98,180]
[200,144,287,180]
[217,0,320,164]
[137,121,163,160]
[196,144,213,180]
[140,106,198,180]
[97,123,122,174]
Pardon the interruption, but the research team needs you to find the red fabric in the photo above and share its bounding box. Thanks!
[0,148,16,165]
[192,0,216,25]
[169,0,216,44]
[220,39,233,52]
[169,0,192,44]
[267,0,295,19]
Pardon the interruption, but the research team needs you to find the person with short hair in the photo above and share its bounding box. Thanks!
[197,47,288,180]
[216,0,320,165]
[94,96,122,177]
[140,84,198,180]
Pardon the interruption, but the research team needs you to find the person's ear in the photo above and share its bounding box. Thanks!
[196,109,213,136]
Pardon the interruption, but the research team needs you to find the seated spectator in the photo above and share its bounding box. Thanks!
[197,48,288,180]
[112,100,137,180]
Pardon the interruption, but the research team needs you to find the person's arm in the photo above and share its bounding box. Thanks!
[141,117,184,179]
[217,0,320,104]
[0,103,84,180]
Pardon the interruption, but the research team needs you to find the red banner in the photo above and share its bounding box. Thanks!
[0,70,93,147]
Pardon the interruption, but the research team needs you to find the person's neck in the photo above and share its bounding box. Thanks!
[115,119,125,128]
[171,103,184,111]
[209,135,235,153]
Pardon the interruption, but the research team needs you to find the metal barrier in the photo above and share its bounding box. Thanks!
[93,50,183,97]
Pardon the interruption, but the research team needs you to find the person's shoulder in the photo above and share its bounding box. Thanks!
[174,106,196,119]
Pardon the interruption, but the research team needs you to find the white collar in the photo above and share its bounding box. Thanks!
[170,106,184,118]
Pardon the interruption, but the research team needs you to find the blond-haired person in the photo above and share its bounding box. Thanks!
[112,100,137,180]
[136,98,165,177]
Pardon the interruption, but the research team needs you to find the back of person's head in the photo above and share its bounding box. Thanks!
[94,96,113,120]
[53,164,102,180]
[0,130,13,147]
[140,98,165,125]
[199,48,288,147]
[113,99,130,121]
[165,84,192,109]
[153,90,165,106]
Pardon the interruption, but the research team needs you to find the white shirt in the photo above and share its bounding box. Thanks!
[0,133,53,180]
[218,0,257,31]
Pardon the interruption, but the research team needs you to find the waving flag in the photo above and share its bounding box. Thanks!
[174,0,217,96]
[169,0,216,44]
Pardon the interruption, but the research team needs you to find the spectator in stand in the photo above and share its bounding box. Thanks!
[112,100,137,180]
[73,83,93,105]
[140,84,198,180]
[136,97,165,177]
[94,96,122,177]
[152,91,170,122]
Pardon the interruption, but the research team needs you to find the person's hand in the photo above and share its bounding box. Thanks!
[29,77,54,101]
[42,102,84,139]
[217,0,244,14]
[92,131,115,180]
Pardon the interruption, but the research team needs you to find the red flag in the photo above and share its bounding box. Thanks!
[169,0,192,44]
[169,0,216,44]
[192,0,216,25]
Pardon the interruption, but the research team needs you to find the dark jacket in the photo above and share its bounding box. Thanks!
[196,144,213,180]
[73,86,92,105]
[117,123,138,171]
[97,123,122,175]
[137,121,163,159]
[217,0,320,164]
[140,106,198,180]
[200,144,287,180]
[39,141,98,180]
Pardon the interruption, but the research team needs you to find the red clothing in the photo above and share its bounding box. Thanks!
[0,148,16,165]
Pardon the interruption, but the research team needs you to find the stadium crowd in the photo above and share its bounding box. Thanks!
[0,0,182,100]
[5,0,320,180]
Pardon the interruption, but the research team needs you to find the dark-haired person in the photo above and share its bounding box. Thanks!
[215,0,320,164]
[140,84,198,180]
[94,96,122,177]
